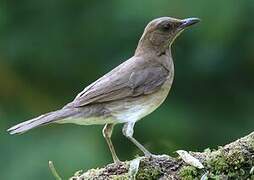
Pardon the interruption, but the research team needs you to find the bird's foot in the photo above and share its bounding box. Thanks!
[113,159,122,165]
[144,152,169,160]
[128,154,170,179]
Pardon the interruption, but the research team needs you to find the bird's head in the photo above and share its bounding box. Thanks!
[135,17,200,56]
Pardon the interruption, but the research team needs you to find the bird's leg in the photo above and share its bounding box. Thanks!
[122,122,152,157]
[102,123,120,163]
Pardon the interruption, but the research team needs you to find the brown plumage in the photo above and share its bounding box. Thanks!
[7,17,200,162]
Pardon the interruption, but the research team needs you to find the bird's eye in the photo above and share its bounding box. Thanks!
[161,23,171,31]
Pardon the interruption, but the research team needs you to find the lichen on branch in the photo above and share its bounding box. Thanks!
[69,132,254,180]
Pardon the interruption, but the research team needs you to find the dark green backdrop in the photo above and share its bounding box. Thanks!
[0,0,253,179]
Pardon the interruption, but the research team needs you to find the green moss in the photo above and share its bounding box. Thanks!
[135,165,162,180]
[206,147,253,179]
[206,150,228,173]
[111,173,129,180]
[179,166,198,180]
[249,137,254,149]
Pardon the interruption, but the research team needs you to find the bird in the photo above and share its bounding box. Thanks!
[7,16,200,163]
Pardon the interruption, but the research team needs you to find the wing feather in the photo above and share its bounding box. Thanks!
[70,57,169,107]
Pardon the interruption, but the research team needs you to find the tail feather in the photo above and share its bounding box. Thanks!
[7,108,74,135]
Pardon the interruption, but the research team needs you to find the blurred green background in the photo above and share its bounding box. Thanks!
[1,0,254,179]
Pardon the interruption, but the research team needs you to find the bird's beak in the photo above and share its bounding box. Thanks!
[179,18,200,29]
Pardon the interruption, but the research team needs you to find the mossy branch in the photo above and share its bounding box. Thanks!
[69,132,254,180]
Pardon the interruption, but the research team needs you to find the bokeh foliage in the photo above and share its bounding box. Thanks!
[0,0,253,179]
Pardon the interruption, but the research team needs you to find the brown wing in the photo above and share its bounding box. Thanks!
[70,57,169,108]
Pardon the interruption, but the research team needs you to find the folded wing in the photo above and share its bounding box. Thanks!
[69,57,169,108]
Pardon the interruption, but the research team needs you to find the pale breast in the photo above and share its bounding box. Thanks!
[106,69,174,123]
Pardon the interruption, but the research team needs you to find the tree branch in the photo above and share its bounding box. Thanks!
[69,132,254,179]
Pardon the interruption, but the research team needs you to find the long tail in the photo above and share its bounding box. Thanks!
[7,108,75,135]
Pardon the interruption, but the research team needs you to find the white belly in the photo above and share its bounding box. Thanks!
[106,77,172,123]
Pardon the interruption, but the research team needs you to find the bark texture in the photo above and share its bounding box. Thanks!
[69,132,254,180]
